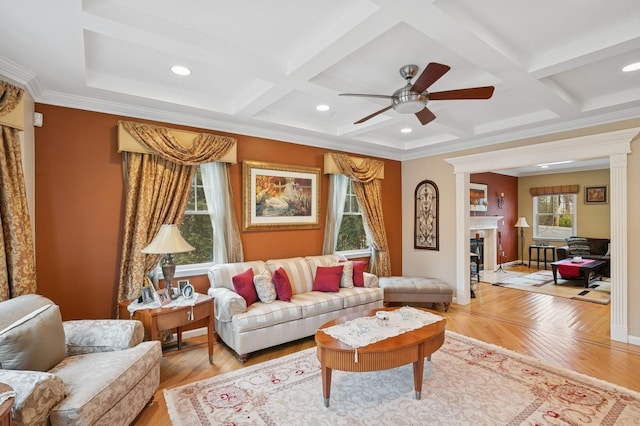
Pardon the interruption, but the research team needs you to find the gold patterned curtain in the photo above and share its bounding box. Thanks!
[329,153,391,276]
[0,81,36,301]
[118,121,236,302]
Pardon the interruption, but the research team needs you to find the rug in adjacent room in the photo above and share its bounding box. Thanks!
[495,270,611,304]
[164,331,639,425]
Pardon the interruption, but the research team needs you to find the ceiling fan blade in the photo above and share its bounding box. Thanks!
[429,86,495,100]
[411,62,451,93]
[415,107,436,125]
[354,105,393,124]
[339,93,394,99]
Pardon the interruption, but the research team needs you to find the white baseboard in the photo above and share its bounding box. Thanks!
[627,334,640,347]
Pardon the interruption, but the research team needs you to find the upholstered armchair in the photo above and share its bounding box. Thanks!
[0,294,161,426]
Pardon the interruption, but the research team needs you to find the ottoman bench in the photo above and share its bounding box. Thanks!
[379,276,453,311]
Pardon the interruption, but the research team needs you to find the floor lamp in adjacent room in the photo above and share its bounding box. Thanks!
[514,217,530,266]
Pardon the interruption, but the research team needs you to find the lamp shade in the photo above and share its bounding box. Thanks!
[514,217,530,228]
[141,224,195,254]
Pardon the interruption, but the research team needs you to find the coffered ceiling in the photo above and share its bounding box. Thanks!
[1,0,640,161]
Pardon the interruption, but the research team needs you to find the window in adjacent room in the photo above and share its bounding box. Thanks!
[533,193,577,240]
[336,180,370,253]
[175,166,214,265]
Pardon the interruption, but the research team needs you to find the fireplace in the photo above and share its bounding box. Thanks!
[469,216,503,270]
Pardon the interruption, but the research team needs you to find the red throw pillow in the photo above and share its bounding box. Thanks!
[313,265,343,292]
[352,261,367,287]
[232,268,258,306]
[273,267,293,302]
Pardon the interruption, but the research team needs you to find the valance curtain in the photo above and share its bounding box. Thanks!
[529,185,579,196]
[0,81,36,301]
[118,121,237,302]
[328,153,391,276]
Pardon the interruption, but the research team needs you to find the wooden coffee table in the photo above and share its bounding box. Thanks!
[315,307,446,407]
[550,259,606,287]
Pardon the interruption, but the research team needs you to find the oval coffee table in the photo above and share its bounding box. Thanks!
[315,307,446,407]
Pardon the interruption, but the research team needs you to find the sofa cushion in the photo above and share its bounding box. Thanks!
[253,270,277,303]
[291,291,344,318]
[566,237,591,255]
[340,287,385,309]
[352,261,367,287]
[267,257,313,295]
[588,238,610,255]
[233,268,258,306]
[231,301,302,333]
[0,301,65,371]
[273,267,293,302]
[313,265,343,292]
[208,260,267,291]
[49,341,160,425]
[339,261,355,288]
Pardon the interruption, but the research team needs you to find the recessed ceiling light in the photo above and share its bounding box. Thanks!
[171,65,191,76]
[400,128,412,133]
[622,62,640,72]
[316,104,330,112]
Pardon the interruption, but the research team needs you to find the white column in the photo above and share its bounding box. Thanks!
[456,173,470,305]
[610,153,627,342]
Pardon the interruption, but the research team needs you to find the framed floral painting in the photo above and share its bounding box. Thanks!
[243,160,321,231]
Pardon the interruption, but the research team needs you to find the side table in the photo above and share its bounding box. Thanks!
[0,383,14,426]
[528,245,556,270]
[118,294,215,364]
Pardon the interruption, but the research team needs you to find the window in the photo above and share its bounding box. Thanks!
[174,166,213,265]
[336,181,369,252]
[533,194,576,240]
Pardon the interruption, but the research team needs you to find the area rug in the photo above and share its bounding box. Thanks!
[495,270,611,304]
[164,331,640,425]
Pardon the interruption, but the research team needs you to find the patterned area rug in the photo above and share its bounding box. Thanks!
[495,270,611,304]
[164,331,639,425]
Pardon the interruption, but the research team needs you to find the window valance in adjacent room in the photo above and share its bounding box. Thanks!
[117,120,237,164]
[529,185,579,196]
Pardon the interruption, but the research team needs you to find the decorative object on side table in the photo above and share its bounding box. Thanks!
[142,224,195,299]
[414,179,439,250]
[514,216,530,266]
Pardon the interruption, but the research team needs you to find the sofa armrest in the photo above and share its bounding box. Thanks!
[363,272,379,288]
[208,287,247,322]
[556,246,570,260]
[63,319,144,356]
[0,369,65,426]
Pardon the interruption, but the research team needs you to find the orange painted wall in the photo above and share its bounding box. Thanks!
[470,172,518,262]
[34,104,402,320]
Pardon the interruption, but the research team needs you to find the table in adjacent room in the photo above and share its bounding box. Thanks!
[528,245,556,270]
[550,259,606,288]
[119,293,215,364]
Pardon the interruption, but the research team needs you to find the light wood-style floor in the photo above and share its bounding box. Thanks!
[133,265,640,425]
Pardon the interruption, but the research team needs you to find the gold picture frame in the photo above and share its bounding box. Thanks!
[243,160,321,231]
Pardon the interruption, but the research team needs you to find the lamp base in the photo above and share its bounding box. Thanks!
[161,254,179,300]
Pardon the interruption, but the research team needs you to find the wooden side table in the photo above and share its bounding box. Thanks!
[118,294,215,364]
[528,245,556,270]
[0,383,14,426]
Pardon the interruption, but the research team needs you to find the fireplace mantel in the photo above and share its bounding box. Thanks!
[469,216,503,269]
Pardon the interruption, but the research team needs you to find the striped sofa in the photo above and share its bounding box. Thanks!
[207,254,383,361]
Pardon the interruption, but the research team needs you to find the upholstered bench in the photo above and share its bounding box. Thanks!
[379,276,453,311]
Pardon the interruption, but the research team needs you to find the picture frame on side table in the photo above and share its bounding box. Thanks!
[243,160,321,231]
[141,286,155,305]
[470,183,488,212]
[182,283,195,299]
[156,288,171,305]
[585,185,608,204]
[178,279,190,293]
[414,179,439,251]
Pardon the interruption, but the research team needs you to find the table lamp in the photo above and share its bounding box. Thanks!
[141,224,195,298]
[514,217,530,266]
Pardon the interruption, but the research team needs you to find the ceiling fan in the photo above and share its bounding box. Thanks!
[340,62,494,125]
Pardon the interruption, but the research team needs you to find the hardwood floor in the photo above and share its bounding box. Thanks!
[132,266,640,425]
